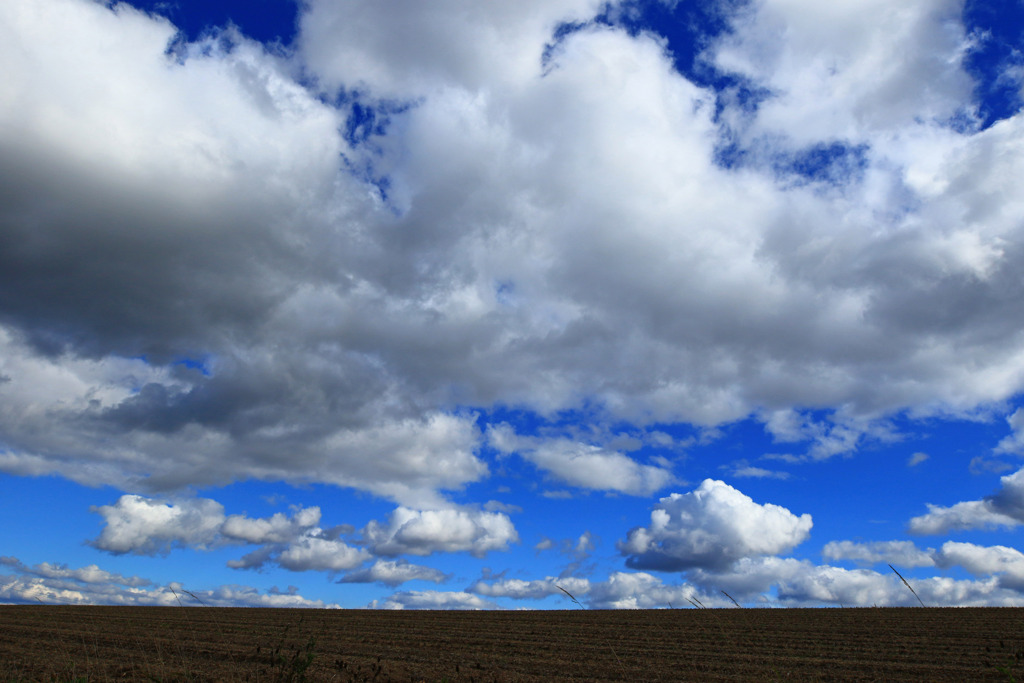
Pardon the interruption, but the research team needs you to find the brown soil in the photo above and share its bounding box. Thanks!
[1,605,1022,681]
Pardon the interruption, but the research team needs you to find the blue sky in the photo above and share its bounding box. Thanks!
[3,0,1024,609]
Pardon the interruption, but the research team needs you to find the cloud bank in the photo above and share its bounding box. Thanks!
[2,0,1024,510]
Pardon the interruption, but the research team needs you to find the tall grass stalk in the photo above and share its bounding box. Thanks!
[888,564,926,608]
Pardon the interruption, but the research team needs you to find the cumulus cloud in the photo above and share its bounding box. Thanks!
[619,480,813,571]
[338,559,449,587]
[711,0,976,143]
[91,495,369,571]
[90,495,227,555]
[222,507,323,545]
[275,537,370,572]
[299,0,605,97]
[361,507,519,557]
[908,467,1024,534]
[4,0,1024,528]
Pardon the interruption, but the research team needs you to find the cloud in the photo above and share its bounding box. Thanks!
[460,537,1024,608]
[4,0,1024,513]
[298,0,605,97]
[586,572,702,610]
[369,590,497,610]
[470,572,710,609]
[619,480,813,571]
[90,495,227,555]
[822,540,936,568]
[361,507,519,557]
[488,425,674,496]
[469,576,590,601]
[683,553,1024,607]
[338,560,449,587]
[221,507,324,545]
[0,556,150,588]
[710,0,975,144]
[275,536,371,572]
[908,452,930,467]
[727,460,790,480]
[933,541,1024,590]
[995,408,1024,454]
[91,494,370,571]
[908,467,1024,534]
[0,556,338,607]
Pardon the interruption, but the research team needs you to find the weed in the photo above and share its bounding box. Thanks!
[721,590,741,608]
[888,564,926,608]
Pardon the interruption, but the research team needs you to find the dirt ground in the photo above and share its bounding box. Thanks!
[2,605,1023,681]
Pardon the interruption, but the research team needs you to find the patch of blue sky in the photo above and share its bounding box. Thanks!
[0,474,121,567]
[963,0,1024,127]
[127,0,299,46]
[769,142,871,188]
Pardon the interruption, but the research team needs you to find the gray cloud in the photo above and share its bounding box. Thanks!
[3,0,1024,508]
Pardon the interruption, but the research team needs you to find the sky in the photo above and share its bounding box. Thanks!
[3,0,1024,610]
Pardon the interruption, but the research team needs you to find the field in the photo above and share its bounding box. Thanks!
[2,605,1024,681]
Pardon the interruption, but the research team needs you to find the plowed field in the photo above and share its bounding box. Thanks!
[2,605,1023,681]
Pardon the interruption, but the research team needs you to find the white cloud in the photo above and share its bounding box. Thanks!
[362,507,519,557]
[775,564,918,607]
[908,467,1024,534]
[774,563,1024,608]
[822,540,936,568]
[370,590,497,610]
[469,576,590,601]
[0,557,150,588]
[488,425,674,496]
[908,452,930,467]
[338,559,448,587]
[0,556,338,607]
[222,507,323,544]
[586,572,703,610]
[909,500,1021,534]
[90,495,226,555]
[619,480,813,571]
[710,0,975,144]
[995,408,1024,454]
[91,495,369,572]
[934,541,1024,589]
[276,536,371,572]
[684,554,1024,607]
[298,0,605,97]
[728,460,790,480]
